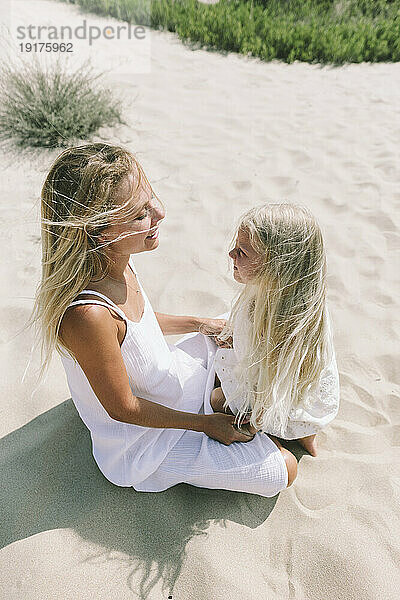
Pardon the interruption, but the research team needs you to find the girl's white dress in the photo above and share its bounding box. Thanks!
[60,257,288,497]
[214,304,340,439]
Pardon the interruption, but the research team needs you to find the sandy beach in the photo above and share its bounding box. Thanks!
[0,1,399,598]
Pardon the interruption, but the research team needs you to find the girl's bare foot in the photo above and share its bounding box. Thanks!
[297,434,318,457]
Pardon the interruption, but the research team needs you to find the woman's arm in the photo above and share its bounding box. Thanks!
[154,312,201,335]
[154,312,227,338]
[60,306,251,445]
[61,306,204,429]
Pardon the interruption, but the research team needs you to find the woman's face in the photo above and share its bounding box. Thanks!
[229,227,260,284]
[100,171,165,256]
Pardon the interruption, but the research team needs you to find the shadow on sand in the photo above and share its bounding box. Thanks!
[0,399,305,599]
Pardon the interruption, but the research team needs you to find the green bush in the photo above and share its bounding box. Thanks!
[0,59,123,148]
[60,0,400,64]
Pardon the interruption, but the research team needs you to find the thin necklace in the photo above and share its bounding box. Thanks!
[107,272,141,294]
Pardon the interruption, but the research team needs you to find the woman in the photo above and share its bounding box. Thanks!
[31,143,296,497]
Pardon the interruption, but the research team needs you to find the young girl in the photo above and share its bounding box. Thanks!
[210,203,340,457]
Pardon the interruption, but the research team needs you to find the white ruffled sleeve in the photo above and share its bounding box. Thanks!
[214,305,250,413]
[214,348,243,411]
[214,304,340,440]
[265,352,340,439]
[265,305,340,440]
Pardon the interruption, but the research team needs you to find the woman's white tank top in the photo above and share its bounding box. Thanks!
[60,257,211,487]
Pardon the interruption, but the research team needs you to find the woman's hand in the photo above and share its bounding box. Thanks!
[240,422,261,436]
[202,413,255,445]
[198,318,233,348]
[210,387,261,439]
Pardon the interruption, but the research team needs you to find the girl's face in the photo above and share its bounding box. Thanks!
[229,227,261,284]
[100,172,165,256]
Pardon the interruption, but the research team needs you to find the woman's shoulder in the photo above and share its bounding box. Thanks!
[60,301,119,353]
[62,298,115,322]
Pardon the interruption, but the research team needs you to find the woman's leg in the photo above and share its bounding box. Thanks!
[135,428,291,497]
[210,390,297,485]
[268,435,298,487]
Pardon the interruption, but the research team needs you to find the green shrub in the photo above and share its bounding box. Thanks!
[0,58,124,148]
[61,0,400,64]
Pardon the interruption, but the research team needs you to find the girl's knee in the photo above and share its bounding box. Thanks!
[281,448,298,487]
[210,387,224,412]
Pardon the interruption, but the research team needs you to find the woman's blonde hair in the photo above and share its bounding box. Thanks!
[28,142,157,382]
[220,203,333,437]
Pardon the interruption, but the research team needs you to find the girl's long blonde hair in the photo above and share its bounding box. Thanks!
[220,203,333,437]
[28,142,156,383]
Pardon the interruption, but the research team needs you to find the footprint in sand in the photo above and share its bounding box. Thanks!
[322,196,349,212]
[233,181,252,191]
[267,176,298,195]
[327,273,348,295]
[287,149,313,169]
[374,161,399,182]
[339,373,390,423]
[366,211,397,233]
[383,232,400,252]
[359,254,384,276]
[371,292,395,308]
[375,355,400,386]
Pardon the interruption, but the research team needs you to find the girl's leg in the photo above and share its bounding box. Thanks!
[210,386,234,414]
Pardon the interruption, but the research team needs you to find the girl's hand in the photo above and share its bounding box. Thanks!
[198,318,233,348]
[202,413,255,445]
[215,335,233,348]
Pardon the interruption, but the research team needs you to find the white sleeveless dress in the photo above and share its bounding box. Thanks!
[60,256,288,497]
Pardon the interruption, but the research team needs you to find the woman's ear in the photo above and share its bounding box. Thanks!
[94,226,109,244]
[87,230,106,248]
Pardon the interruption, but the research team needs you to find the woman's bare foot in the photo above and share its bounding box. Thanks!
[297,434,318,457]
